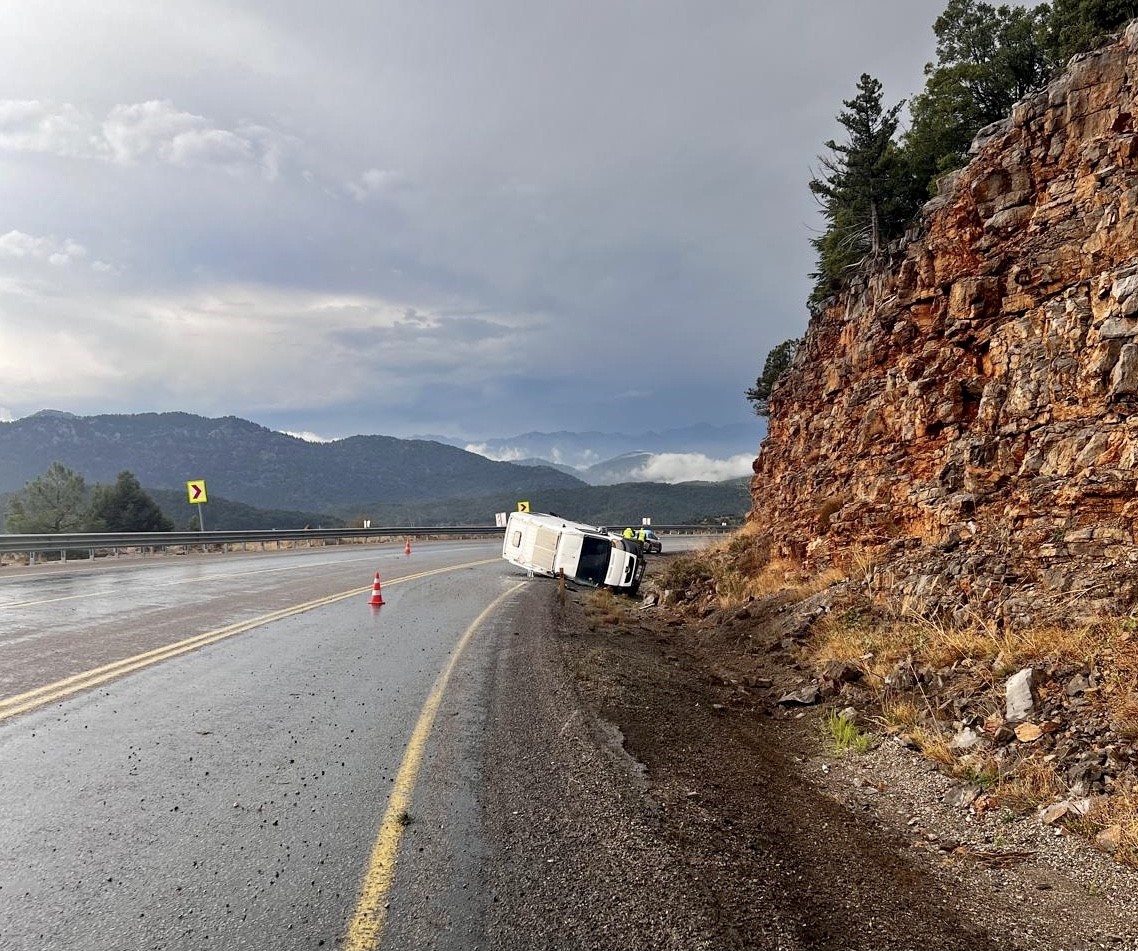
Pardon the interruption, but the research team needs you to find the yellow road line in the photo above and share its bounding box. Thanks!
[343,580,527,950]
[0,558,500,723]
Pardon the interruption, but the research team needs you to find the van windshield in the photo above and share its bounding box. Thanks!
[575,536,612,586]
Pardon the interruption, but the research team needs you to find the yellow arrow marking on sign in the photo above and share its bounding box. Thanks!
[0,558,499,723]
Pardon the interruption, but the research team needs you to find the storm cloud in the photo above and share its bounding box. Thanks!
[0,1,949,443]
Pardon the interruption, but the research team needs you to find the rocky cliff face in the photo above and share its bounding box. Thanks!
[752,23,1138,624]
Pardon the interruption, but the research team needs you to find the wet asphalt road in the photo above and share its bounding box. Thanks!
[0,541,521,950]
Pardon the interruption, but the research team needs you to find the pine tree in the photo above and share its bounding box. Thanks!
[904,0,1049,194]
[809,74,910,303]
[1045,0,1138,61]
[87,471,175,532]
[745,338,802,417]
[5,462,89,533]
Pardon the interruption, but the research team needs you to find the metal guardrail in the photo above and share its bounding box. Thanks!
[0,526,502,558]
[0,524,734,559]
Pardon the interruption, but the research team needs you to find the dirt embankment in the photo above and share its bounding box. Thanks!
[484,556,1138,950]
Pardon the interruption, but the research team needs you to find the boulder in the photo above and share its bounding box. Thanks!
[1096,824,1124,853]
[777,685,821,707]
[1006,668,1037,722]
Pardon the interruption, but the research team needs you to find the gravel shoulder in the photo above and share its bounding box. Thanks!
[480,565,1138,950]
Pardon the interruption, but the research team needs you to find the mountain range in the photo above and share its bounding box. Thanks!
[0,411,754,528]
[451,422,763,469]
[0,411,581,512]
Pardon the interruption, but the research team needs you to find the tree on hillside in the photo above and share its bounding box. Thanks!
[903,0,1050,194]
[4,462,88,533]
[809,74,912,303]
[745,338,802,417]
[1045,0,1138,60]
[87,471,175,532]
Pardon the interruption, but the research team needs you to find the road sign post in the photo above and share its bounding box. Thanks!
[186,479,208,532]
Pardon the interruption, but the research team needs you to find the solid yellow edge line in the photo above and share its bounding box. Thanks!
[343,580,527,950]
[0,558,500,722]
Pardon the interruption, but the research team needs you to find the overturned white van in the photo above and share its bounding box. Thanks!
[501,511,646,593]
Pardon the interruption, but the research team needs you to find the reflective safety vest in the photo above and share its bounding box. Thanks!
[622,527,634,539]
[636,528,647,542]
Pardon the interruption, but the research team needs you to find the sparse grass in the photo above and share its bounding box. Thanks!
[1112,694,1138,742]
[956,756,1002,791]
[822,710,873,754]
[879,695,921,733]
[910,726,955,766]
[1073,785,1138,865]
[810,605,1118,696]
[659,553,714,592]
[584,589,630,628]
[660,527,849,611]
[994,758,1063,812]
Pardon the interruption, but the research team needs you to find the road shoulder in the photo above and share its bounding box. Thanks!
[480,572,1138,949]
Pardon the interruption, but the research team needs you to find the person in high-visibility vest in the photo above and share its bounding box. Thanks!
[622,527,634,539]
[636,527,647,544]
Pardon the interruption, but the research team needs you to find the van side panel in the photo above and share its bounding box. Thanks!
[530,526,560,573]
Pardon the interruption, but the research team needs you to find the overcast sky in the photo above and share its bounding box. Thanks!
[0,1,949,444]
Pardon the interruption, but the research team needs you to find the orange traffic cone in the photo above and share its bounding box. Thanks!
[368,571,385,606]
[404,537,412,556]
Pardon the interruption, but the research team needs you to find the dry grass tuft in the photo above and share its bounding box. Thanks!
[995,758,1064,811]
[1113,694,1138,743]
[661,528,848,611]
[584,589,630,628]
[879,696,921,733]
[910,726,955,766]
[1075,786,1138,865]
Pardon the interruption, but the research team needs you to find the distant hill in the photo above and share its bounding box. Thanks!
[331,478,751,527]
[500,450,755,485]
[511,458,583,478]
[147,489,346,532]
[580,451,656,484]
[459,422,762,468]
[0,411,584,512]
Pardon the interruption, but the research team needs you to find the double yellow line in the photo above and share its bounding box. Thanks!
[343,580,527,950]
[0,558,498,724]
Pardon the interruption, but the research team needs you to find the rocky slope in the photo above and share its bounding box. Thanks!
[752,22,1138,625]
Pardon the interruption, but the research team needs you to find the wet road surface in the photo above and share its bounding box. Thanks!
[0,542,520,950]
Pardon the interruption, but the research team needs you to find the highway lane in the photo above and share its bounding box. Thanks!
[0,549,526,950]
[0,536,713,949]
[0,540,500,702]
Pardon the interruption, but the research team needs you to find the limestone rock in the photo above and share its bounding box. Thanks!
[1006,668,1037,722]
[777,685,821,707]
[749,26,1138,623]
[1096,823,1124,853]
[950,727,982,751]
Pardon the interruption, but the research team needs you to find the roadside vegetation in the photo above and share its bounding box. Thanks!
[4,462,173,534]
[807,0,1137,305]
[655,526,1138,866]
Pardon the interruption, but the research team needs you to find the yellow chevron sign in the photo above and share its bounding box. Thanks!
[186,480,208,504]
